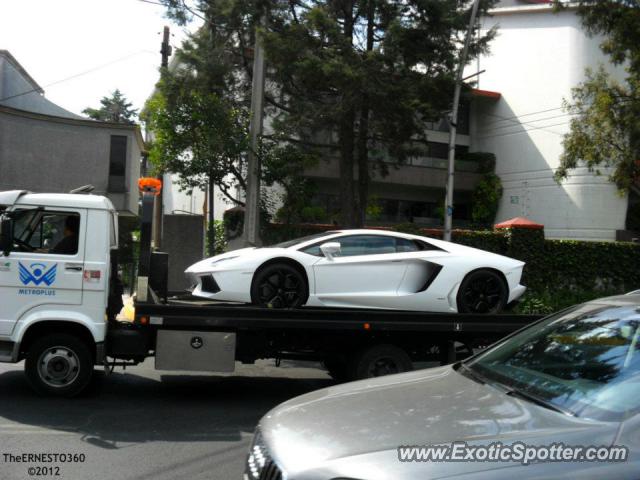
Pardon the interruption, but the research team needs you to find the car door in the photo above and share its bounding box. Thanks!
[0,208,85,336]
[309,235,409,307]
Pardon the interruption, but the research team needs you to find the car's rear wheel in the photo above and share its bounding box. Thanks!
[456,269,508,314]
[251,263,308,308]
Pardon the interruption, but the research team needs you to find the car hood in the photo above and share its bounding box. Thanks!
[261,366,617,479]
[185,247,285,274]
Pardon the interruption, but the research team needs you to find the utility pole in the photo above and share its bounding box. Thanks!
[242,16,266,247]
[160,26,172,68]
[153,25,173,249]
[443,0,481,242]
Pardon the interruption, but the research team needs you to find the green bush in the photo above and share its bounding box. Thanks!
[206,220,227,256]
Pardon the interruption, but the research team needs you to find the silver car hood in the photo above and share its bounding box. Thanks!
[261,366,618,479]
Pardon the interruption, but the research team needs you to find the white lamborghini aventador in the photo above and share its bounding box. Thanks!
[185,229,526,314]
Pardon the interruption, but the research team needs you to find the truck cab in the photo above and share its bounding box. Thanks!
[0,190,118,395]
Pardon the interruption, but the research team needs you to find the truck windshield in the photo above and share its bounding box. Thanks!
[466,302,640,421]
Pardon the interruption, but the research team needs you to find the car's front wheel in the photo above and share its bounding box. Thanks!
[251,263,308,308]
[456,269,508,314]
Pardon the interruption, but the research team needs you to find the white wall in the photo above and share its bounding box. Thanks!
[471,5,628,241]
[162,173,234,221]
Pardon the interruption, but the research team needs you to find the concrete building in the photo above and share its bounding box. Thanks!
[0,50,143,215]
[471,1,631,240]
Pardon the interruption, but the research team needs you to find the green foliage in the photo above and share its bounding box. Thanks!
[461,151,496,174]
[553,1,640,191]
[471,173,503,227]
[514,288,625,315]
[466,152,502,227]
[366,196,383,221]
[142,74,249,204]
[555,67,640,191]
[206,220,227,256]
[393,223,424,235]
[83,89,137,124]
[451,229,509,254]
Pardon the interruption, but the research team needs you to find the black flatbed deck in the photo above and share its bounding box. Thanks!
[135,297,542,336]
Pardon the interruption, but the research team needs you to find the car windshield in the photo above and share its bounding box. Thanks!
[466,302,640,421]
[268,231,339,248]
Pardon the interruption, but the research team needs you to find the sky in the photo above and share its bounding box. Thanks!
[0,0,200,117]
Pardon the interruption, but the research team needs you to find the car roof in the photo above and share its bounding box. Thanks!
[328,229,418,239]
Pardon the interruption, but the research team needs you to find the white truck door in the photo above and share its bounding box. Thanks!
[0,208,86,336]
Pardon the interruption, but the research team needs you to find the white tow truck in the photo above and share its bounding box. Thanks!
[0,185,540,397]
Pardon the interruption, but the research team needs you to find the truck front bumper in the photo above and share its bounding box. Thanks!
[0,340,19,363]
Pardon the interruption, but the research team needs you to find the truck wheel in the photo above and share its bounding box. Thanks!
[349,344,413,380]
[25,334,93,397]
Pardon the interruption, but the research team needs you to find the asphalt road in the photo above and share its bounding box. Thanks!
[0,359,334,480]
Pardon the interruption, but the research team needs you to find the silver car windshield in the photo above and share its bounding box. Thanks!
[467,303,640,421]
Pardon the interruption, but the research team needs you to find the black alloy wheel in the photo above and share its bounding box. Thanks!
[457,270,508,314]
[251,263,308,308]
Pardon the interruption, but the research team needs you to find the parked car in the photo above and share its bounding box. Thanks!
[186,229,526,314]
[245,293,640,479]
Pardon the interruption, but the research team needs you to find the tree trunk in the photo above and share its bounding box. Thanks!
[208,174,215,255]
[339,109,357,227]
[356,0,375,227]
[338,0,358,228]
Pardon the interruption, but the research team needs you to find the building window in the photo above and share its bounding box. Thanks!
[108,135,128,192]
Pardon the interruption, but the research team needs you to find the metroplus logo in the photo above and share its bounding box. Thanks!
[19,262,57,287]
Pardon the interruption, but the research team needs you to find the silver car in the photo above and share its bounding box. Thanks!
[245,294,640,479]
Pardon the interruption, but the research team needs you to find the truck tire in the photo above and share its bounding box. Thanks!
[349,344,413,380]
[25,334,93,397]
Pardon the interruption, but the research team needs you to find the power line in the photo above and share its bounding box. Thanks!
[482,105,567,126]
[480,111,578,134]
[0,50,155,103]
[478,120,570,140]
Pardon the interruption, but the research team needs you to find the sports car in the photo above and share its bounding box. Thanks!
[185,229,526,314]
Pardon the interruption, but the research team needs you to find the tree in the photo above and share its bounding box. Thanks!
[143,26,317,252]
[83,89,138,123]
[554,1,640,191]
[262,0,497,226]
[142,51,250,255]
[159,0,497,227]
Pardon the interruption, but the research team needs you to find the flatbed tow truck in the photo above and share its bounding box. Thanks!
[0,181,542,396]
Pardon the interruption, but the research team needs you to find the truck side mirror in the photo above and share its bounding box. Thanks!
[320,242,341,260]
[0,217,13,256]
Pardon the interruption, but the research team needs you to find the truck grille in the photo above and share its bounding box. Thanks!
[246,431,283,480]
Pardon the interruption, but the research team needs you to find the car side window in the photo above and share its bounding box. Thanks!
[335,235,396,257]
[13,209,80,255]
[396,238,420,252]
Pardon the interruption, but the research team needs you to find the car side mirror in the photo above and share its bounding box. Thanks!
[320,242,341,260]
[0,217,13,256]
